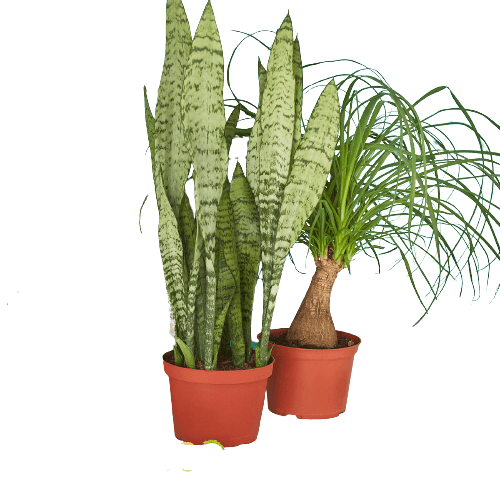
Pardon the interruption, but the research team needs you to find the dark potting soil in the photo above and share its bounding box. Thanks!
[164,331,357,370]
[163,349,268,371]
[269,331,357,350]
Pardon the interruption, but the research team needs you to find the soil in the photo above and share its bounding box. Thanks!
[163,349,272,371]
[269,331,357,350]
[163,329,358,369]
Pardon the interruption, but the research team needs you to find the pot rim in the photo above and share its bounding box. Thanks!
[257,328,361,360]
[163,351,275,384]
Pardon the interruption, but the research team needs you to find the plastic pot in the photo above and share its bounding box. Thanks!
[163,351,274,447]
[257,328,361,419]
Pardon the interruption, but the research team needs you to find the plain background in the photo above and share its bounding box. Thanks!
[1,0,499,497]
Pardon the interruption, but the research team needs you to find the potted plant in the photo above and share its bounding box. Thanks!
[237,39,500,417]
[142,0,340,445]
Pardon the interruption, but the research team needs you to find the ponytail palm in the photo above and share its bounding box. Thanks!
[225,29,500,348]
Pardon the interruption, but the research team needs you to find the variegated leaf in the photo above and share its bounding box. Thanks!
[181,0,228,367]
[258,13,295,357]
[230,162,261,364]
[212,179,244,367]
[143,86,156,172]
[224,103,241,156]
[265,79,340,352]
[155,0,193,219]
[274,76,340,268]
[157,158,187,342]
[289,35,303,177]
[246,57,267,209]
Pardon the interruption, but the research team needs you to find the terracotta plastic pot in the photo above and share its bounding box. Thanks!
[163,351,274,447]
[257,328,361,419]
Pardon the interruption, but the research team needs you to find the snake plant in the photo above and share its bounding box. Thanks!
[143,0,339,369]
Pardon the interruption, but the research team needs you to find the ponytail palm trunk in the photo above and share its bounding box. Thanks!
[287,246,345,348]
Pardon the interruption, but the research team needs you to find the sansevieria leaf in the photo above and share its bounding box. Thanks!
[189,101,240,369]
[147,2,354,370]
[247,14,295,364]
[230,162,261,363]
[143,86,156,172]
[246,57,267,207]
[274,77,340,267]
[258,76,341,365]
[155,0,192,220]
[173,344,183,366]
[181,0,228,367]
[214,178,245,368]
[289,35,303,177]
[247,9,340,366]
[174,336,196,369]
[154,0,194,329]
[224,103,241,156]
[257,13,295,359]
[156,175,187,342]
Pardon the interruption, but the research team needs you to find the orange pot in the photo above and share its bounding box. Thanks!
[257,328,361,419]
[163,352,274,447]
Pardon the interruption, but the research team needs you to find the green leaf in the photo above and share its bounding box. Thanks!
[255,342,274,368]
[273,76,340,268]
[203,440,225,450]
[212,180,244,367]
[155,0,193,219]
[173,344,183,366]
[289,35,303,178]
[143,86,156,172]
[174,336,196,369]
[211,245,236,370]
[258,13,296,365]
[224,103,241,156]
[254,343,261,367]
[230,162,261,363]
[267,343,275,362]
[153,1,194,338]
[246,57,268,208]
[157,195,187,340]
[181,0,228,367]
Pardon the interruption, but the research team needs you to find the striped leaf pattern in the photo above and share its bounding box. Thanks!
[224,103,241,156]
[144,87,196,354]
[211,250,235,369]
[146,1,340,369]
[247,14,340,366]
[155,0,192,219]
[274,77,340,267]
[289,35,303,177]
[193,104,241,369]
[245,58,267,208]
[258,14,295,235]
[230,162,261,364]
[187,210,205,362]
[153,0,193,339]
[258,77,341,364]
[181,0,228,367]
[212,179,244,368]
[143,87,156,172]
[156,166,187,343]
[257,14,295,356]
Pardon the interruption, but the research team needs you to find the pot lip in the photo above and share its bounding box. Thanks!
[162,349,275,377]
[257,328,361,355]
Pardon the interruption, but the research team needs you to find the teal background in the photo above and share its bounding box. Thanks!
[2,0,498,494]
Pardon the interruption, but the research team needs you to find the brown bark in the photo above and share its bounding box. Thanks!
[287,246,345,349]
